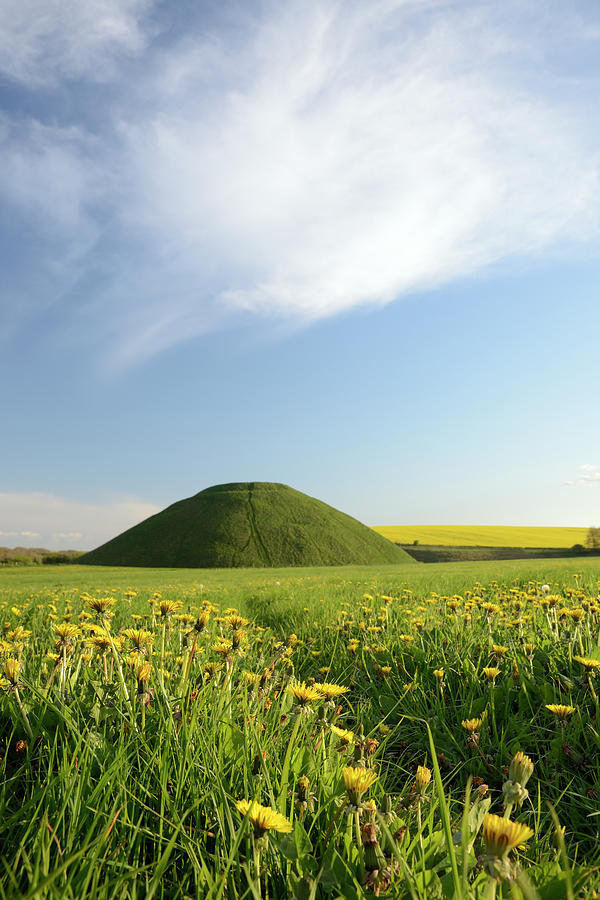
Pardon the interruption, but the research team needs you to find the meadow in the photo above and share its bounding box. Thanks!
[1,558,600,899]
[370,526,589,549]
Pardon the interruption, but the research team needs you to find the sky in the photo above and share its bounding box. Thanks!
[1,0,600,550]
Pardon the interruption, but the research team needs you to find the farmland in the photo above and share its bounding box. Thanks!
[371,526,589,549]
[1,558,600,898]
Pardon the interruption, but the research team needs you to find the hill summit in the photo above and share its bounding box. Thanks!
[80,482,413,568]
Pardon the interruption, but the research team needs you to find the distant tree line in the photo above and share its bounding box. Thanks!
[0,547,84,566]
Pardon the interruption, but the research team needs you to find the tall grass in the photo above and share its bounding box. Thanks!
[0,559,599,897]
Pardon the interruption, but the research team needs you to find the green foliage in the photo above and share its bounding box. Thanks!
[584,527,600,550]
[80,482,414,568]
[0,547,83,567]
[1,559,600,897]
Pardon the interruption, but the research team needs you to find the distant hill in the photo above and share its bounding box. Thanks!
[80,482,414,568]
[371,525,588,549]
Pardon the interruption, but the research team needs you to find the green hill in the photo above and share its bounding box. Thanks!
[80,482,414,568]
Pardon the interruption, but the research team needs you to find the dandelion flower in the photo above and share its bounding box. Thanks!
[414,766,432,794]
[342,766,378,807]
[482,813,534,857]
[573,656,600,671]
[483,667,501,681]
[331,725,355,745]
[225,613,249,629]
[212,638,233,657]
[134,659,151,683]
[86,596,117,617]
[157,598,182,617]
[545,704,575,719]
[235,800,292,838]
[462,717,482,734]
[286,682,324,706]
[2,657,21,686]
[53,622,80,648]
[508,751,534,787]
[313,682,349,699]
[122,628,154,652]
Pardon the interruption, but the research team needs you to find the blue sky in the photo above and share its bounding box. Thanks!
[1,0,600,550]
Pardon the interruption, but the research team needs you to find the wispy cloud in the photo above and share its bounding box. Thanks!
[1,0,599,367]
[0,0,152,85]
[564,464,600,487]
[0,492,161,549]
[0,530,40,538]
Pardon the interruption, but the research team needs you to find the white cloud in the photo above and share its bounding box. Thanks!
[1,0,600,367]
[0,529,40,538]
[565,465,600,487]
[0,0,152,85]
[0,492,161,549]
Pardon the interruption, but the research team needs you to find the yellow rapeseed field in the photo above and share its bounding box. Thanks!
[370,524,589,547]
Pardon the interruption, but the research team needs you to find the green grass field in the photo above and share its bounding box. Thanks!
[2,558,600,898]
[371,525,589,548]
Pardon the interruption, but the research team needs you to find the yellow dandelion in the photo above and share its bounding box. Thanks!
[286,682,324,706]
[462,717,482,734]
[7,626,31,643]
[211,638,233,656]
[312,682,349,699]
[415,765,432,794]
[134,660,151,686]
[573,656,600,671]
[482,813,534,857]
[87,633,112,653]
[122,628,154,652]
[508,751,534,787]
[86,596,117,617]
[53,622,80,648]
[3,657,21,686]
[193,611,211,632]
[331,725,355,745]
[235,800,292,838]
[224,613,249,629]
[545,704,575,719]
[342,766,378,806]
[483,667,501,681]
[157,598,182,617]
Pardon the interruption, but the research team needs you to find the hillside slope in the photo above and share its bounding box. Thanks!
[81,482,414,568]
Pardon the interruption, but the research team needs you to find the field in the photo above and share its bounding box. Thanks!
[371,526,589,549]
[1,558,600,899]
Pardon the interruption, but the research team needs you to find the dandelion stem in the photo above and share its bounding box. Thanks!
[278,714,302,816]
[181,631,198,694]
[61,646,67,700]
[104,626,137,731]
[485,876,497,900]
[14,687,33,741]
[354,811,364,870]
[252,838,262,899]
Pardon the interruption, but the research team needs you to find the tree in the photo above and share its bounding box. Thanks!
[585,527,600,550]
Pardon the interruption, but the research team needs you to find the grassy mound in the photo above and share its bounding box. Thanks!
[80,482,414,568]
